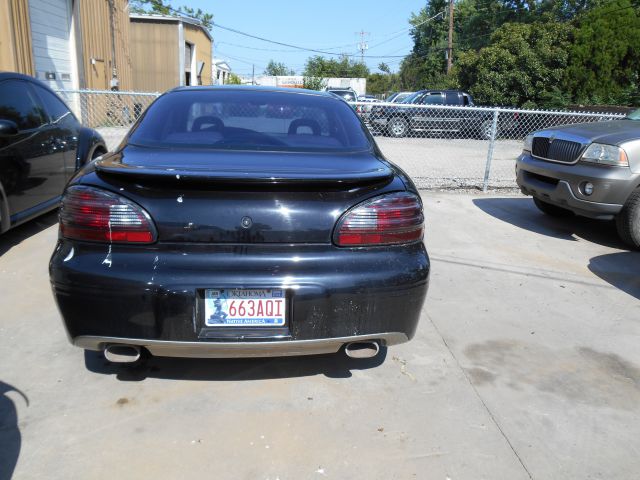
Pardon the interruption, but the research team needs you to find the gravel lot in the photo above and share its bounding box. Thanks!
[2,192,639,479]
[97,127,521,191]
[375,136,521,190]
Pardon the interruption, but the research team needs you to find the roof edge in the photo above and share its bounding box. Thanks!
[129,13,212,41]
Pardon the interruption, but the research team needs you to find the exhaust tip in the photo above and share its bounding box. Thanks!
[344,341,380,359]
[104,344,141,364]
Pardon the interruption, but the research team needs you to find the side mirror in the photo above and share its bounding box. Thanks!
[0,119,19,136]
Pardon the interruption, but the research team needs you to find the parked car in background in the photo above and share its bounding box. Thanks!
[355,96,381,122]
[385,91,414,103]
[0,72,106,234]
[369,89,517,139]
[49,86,430,364]
[325,87,358,102]
[517,111,640,248]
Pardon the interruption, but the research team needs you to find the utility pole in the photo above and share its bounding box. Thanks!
[356,30,370,64]
[252,64,255,85]
[447,0,454,74]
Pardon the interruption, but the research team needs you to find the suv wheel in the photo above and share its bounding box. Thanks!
[388,117,408,138]
[615,188,640,249]
[533,197,574,217]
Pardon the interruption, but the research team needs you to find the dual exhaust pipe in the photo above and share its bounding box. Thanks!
[104,344,141,364]
[344,341,380,359]
[104,340,381,363]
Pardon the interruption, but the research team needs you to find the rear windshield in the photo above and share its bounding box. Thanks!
[129,89,372,152]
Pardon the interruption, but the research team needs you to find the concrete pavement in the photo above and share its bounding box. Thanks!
[1,192,639,479]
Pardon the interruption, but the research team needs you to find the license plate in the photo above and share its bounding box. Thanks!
[204,289,285,327]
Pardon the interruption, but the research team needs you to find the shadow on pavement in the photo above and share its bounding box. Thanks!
[589,252,640,300]
[0,210,58,257]
[472,197,627,250]
[84,347,388,382]
[0,381,29,480]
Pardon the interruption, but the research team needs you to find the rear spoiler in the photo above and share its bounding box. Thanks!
[94,157,394,188]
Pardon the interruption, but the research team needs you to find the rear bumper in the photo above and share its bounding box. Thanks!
[50,241,429,355]
[74,332,409,358]
[516,152,640,219]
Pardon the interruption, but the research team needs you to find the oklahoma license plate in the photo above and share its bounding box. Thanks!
[204,289,285,327]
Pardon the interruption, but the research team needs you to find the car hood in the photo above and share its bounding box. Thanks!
[537,119,640,146]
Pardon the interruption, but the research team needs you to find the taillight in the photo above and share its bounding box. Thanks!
[334,192,424,247]
[60,186,156,244]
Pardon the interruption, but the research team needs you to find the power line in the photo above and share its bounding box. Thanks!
[367,10,445,51]
[212,21,423,59]
[212,21,360,57]
[141,1,438,60]
[216,41,358,53]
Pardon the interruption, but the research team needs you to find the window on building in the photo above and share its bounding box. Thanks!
[185,42,193,86]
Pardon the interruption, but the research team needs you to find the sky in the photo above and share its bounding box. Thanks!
[186,0,426,77]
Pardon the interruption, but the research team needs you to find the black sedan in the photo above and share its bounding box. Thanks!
[49,86,430,363]
[0,72,106,233]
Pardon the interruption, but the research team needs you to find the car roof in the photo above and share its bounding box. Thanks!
[414,89,470,94]
[169,85,340,99]
[0,71,55,91]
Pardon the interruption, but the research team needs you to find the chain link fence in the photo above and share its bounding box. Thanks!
[57,90,625,191]
[353,101,624,190]
[56,89,159,151]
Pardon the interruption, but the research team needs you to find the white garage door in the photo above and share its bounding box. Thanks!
[29,0,74,90]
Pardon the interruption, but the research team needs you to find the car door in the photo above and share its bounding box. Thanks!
[412,92,444,133]
[406,93,428,131]
[442,91,463,133]
[31,84,81,182]
[0,79,67,221]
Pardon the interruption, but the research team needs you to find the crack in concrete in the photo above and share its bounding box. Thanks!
[427,311,534,480]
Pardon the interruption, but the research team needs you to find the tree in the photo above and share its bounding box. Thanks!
[366,73,402,95]
[565,0,640,105]
[378,62,391,74]
[398,1,450,90]
[303,55,369,78]
[455,21,574,107]
[264,60,295,76]
[130,0,213,29]
[226,73,242,85]
[302,76,327,91]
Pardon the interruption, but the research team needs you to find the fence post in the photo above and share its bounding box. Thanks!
[482,109,499,192]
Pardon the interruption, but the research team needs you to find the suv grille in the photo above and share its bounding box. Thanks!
[532,137,583,164]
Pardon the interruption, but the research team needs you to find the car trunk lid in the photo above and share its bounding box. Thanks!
[92,147,400,244]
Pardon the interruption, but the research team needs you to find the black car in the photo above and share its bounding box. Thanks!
[49,86,430,364]
[0,72,106,233]
[369,89,515,139]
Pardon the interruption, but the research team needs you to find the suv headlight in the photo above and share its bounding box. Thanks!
[523,134,534,152]
[581,143,629,167]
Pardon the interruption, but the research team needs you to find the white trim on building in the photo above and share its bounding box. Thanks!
[213,58,231,85]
